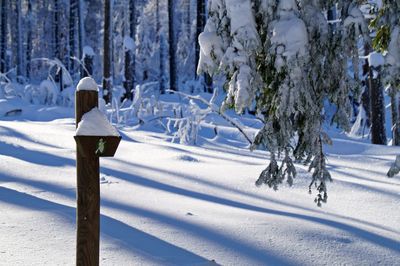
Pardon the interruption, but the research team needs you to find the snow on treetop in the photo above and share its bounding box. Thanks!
[278,0,297,12]
[368,52,384,68]
[77,77,98,91]
[343,7,364,28]
[271,15,308,66]
[82,46,95,57]
[386,26,400,67]
[123,36,135,51]
[226,0,259,44]
[76,107,120,136]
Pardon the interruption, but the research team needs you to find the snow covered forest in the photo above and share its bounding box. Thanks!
[0,0,400,265]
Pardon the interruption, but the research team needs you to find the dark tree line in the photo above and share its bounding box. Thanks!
[0,0,211,104]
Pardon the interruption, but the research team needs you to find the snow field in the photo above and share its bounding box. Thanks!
[0,112,399,265]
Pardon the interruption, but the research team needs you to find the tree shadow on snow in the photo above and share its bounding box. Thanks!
[0,140,75,167]
[101,167,400,254]
[1,141,399,263]
[104,160,400,236]
[0,186,209,265]
[0,174,295,265]
[0,125,63,149]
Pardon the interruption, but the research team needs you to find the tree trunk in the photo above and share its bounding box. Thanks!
[195,0,204,77]
[15,0,23,78]
[123,0,135,101]
[196,0,212,93]
[54,0,63,91]
[389,88,400,145]
[82,47,94,78]
[129,0,136,90]
[168,0,177,91]
[361,44,372,128]
[124,50,133,100]
[369,66,387,145]
[103,0,112,103]
[26,0,32,79]
[0,0,7,74]
[69,0,77,72]
[77,0,85,78]
[361,42,386,145]
[156,0,165,93]
[327,6,337,31]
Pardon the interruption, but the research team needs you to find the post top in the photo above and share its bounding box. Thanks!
[77,77,98,92]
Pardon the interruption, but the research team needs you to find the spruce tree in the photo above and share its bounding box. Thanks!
[198,0,367,205]
[371,1,400,145]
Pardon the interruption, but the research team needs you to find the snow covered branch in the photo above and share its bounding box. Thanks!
[167,90,253,145]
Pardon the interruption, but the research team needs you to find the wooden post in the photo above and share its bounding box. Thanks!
[75,90,99,266]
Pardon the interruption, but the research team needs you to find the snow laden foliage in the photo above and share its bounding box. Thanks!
[167,99,209,145]
[126,82,163,124]
[370,0,400,173]
[198,0,367,205]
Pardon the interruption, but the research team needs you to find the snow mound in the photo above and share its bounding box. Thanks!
[0,99,23,117]
[76,107,119,136]
[77,77,98,91]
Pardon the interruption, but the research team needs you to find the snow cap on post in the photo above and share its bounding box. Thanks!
[77,77,98,91]
[76,107,120,136]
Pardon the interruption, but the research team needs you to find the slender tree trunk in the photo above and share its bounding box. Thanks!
[54,0,63,91]
[327,6,337,31]
[168,0,177,91]
[361,44,371,128]
[15,0,23,78]
[368,64,387,145]
[103,0,112,103]
[362,43,386,144]
[82,47,94,78]
[124,50,133,100]
[54,0,59,52]
[156,0,165,93]
[129,0,136,91]
[77,0,86,78]
[196,0,212,93]
[123,0,135,101]
[195,0,204,77]
[389,87,400,145]
[0,0,8,73]
[69,0,77,72]
[26,0,32,79]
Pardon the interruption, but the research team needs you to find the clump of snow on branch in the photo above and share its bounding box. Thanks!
[197,0,368,205]
[123,36,135,51]
[82,46,95,57]
[167,99,209,145]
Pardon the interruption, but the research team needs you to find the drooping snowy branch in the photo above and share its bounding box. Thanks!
[167,89,253,145]
[197,0,368,204]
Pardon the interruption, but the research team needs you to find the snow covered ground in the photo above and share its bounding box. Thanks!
[0,105,399,266]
